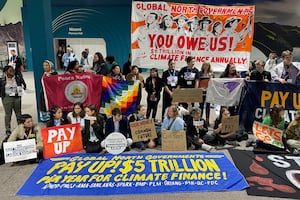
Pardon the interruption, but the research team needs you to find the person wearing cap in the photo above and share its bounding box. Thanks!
[271,50,299,84]
[221,16,252,51]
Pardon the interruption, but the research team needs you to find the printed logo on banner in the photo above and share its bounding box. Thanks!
[224,81,241,93]
[64,80,88,103]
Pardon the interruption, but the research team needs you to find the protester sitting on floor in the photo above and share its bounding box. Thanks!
[161,105,185,131]
[212,107,240,146]
[83,105,105,153]
[7,114,43,161]
[46,105,69,127]
[185,107,214,151]
[255,104,286,151]
[285,110,300,154]
[104,108,133,150]
[163,103,190,119]
[128,105,155,150]
[67,102,85,130]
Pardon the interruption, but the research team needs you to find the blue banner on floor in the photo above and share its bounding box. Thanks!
[17,152,248,196]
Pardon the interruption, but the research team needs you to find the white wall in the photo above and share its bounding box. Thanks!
[66,38,107,61]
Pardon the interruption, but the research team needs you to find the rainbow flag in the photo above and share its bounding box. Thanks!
[100,76,139,116]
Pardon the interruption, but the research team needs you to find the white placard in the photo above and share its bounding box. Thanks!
[104,132,127,155]
[3,139,37,163]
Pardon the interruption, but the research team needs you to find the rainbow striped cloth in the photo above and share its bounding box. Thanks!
[100,76,139,116]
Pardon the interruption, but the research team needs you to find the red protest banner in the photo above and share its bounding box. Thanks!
[41,123,83,159]
[42,72,102,112]
[252,121,284,149]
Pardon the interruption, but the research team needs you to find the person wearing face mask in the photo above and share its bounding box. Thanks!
[145,68,163,120]
[0,65,26,136]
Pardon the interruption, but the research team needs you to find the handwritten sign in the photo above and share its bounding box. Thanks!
[3,139,37,163]
[172,88,203,103]
[252,121,284,148]
[129,119,157,142]
[221,115,239,133]
[162,130,187,151]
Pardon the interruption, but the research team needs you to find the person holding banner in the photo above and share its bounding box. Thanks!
[126,65,144,106]
[46,105,69,127]
[145,68,163,120]
[104,108,133,150]
[249,60,271,82]
[162,59,179,120]
[285,110,300,154]
[272,50,299,84]
[108,63,125,81]
[185,107,214,151]
[213,107,239,146]
[255,104,286,152]
[39,60,58,122]
[0,65,26,136]
[219,63,240,115]
[128,105,155,150]
[83,105,105,153]
[92,52,109,76]
[7,114,43,161]
[177,56,200,109]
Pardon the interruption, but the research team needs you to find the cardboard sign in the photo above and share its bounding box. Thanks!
[129,119,157,142]
[41,123,83,159]
[221,115,239,133]
[3,139,37,163]
[172,88,203,103]
[252,121,284,148]
[161,130,187,151]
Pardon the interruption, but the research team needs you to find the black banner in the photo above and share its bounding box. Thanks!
[229,149,300,199]
[239,81,300,131]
